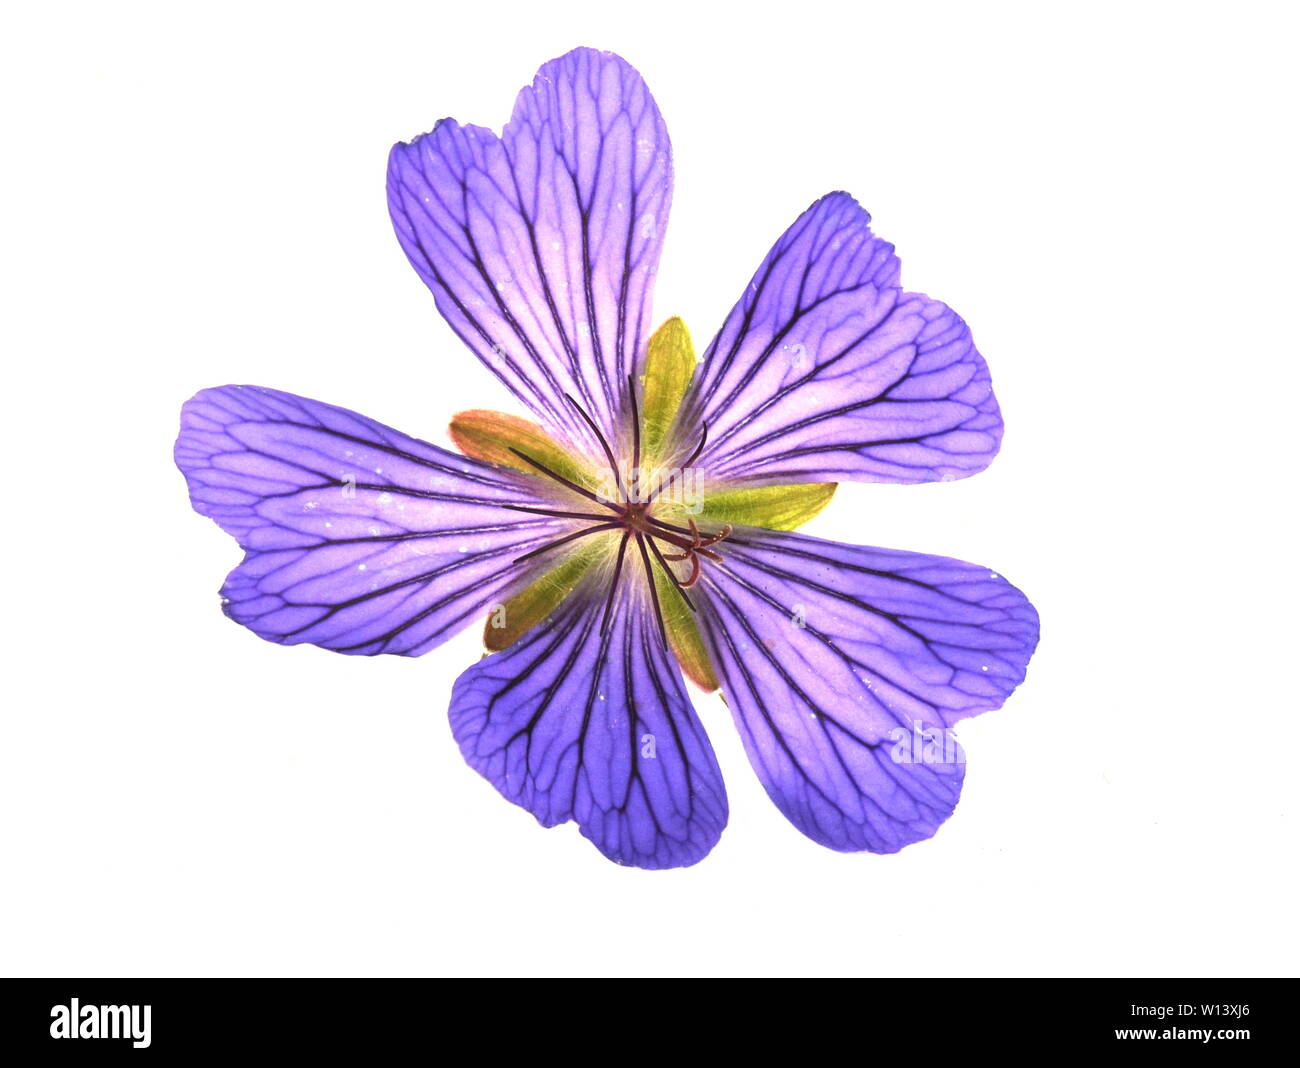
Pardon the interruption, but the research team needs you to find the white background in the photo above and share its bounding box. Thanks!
[3,1,1296,978]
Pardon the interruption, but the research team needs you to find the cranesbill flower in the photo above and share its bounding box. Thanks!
[176,47,1039,869]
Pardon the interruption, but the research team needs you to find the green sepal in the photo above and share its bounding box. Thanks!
[651,564,719,693]
[483,541,606,652]
[451,409,597,489]
[692,482,838,531]
[640,317,696,460]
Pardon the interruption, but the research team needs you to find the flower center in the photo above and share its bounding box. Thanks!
[506,378,731,638]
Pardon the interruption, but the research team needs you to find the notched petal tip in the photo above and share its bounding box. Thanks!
[452,584,728,870]
[175,384,569,658]
[387,46,672,451]
[810,188,870,222]
[697,529,1037,854]
[684,193,1010,488]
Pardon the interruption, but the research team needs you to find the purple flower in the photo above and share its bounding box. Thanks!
[175,47,1039,869]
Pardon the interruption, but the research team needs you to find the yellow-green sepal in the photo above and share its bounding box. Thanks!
[450,409,596,488]
[483,541,607,652]
[652,565,719,693]
[640,317,696,459]
[693,482,837,531]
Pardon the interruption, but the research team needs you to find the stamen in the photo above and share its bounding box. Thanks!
[499,502,624,522]
[601,530,632,636]
[641,514,704,540]
[564,392,627,501]
[644,421,708,506]
[642,533,697,614]
[513,521,620,564]
[627,374,641,492]
[633,533,668,645]
[508,447,621,513]
[682,421,709,469]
